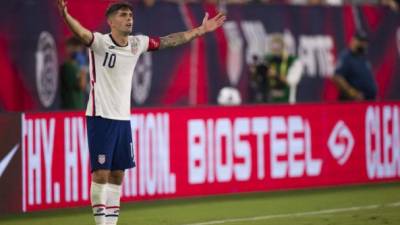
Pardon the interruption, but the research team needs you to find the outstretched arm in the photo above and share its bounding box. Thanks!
[57,0,93,46]
[159,12,226,49]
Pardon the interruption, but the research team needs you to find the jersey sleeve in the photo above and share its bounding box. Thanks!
[136,35,160,52]
[87,32,105,53]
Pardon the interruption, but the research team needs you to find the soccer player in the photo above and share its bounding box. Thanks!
[57,1,226,225]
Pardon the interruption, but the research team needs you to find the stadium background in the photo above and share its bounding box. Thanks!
[0,1,400,225]
[0,1,399,110]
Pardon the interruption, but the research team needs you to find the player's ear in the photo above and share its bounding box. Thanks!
[107,17,113,27]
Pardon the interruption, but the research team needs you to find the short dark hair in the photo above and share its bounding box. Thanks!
[105,2,133,18]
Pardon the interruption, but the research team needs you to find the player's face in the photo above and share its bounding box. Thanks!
[110,9,134,35]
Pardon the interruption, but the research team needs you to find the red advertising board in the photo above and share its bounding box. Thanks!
[22,102,400,212]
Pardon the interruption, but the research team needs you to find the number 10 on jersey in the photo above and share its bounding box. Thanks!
[103,52,116,68]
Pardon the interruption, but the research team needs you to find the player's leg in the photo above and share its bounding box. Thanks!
[87,116,116,225]
[91,170,110,225]
[105,170,124,225]
[105,120,136,225]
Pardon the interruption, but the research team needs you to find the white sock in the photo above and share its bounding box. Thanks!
[91,182,107,225]
[105,183,122,225]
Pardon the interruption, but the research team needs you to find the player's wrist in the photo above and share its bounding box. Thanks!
[61,7,69,19]
[197,26,206,36]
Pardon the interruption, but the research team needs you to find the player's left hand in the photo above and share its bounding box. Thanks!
[201,12,226,33]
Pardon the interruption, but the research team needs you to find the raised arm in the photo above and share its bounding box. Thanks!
[159,12,226,49]
[57,0,93,46]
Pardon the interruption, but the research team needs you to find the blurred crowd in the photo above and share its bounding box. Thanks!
[137,0,399,11]
[219,30,377,106]
[248,34,303,104]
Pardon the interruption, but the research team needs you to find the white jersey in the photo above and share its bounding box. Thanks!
[85,32,150,120]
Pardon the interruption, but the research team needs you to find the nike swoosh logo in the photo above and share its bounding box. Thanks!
[0,144,19,178]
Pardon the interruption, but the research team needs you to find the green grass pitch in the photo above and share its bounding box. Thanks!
[1,182,400,225]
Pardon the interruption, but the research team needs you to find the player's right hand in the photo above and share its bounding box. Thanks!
[57,0,68,17]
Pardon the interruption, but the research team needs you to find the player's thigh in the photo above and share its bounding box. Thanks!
[87,116,117,172]
[111,120,135,171]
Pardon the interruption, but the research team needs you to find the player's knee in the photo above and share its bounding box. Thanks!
[92,169,110,184]
[108,170,124,185]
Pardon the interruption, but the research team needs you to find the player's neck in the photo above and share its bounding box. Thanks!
[110,31,129,47]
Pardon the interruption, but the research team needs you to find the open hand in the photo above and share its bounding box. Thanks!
[57,0,68,17]
[201,12,226,33]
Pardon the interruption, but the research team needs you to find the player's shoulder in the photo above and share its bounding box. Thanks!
[91,32,109,43]
[92,32,107,38]
[129,34,150,47]
[129,34,149,41]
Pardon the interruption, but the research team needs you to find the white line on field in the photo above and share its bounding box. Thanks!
[387,202,400,207]
[182,201,400,225]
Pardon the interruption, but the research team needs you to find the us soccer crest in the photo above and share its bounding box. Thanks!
[98,154,106,164]
[131,37,139,54]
